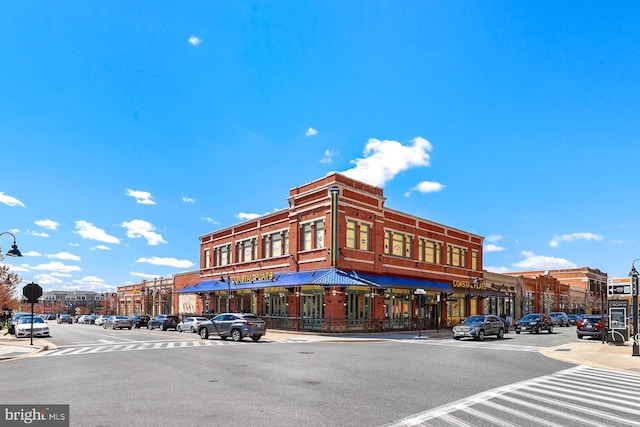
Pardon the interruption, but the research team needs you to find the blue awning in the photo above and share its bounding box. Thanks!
[358,273,453,293]
[175,268,383,293]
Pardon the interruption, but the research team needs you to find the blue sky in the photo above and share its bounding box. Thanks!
[1,2,639,293]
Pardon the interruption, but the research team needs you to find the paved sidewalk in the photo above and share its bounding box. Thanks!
[1,327,639,375]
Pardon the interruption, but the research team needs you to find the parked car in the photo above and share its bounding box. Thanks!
[498,316,511,333]
[94,315,111,326]
[452,315,506,341]
[76,315,88,324]
[57,314,73,324]
[567,314,582,326]
[15,316,50,338]
[177,316,210,333]
[130,315,150,329]
[577,315,606,339]
[8,313,32,334]
[515,313,554,334]
[549,312,570,327]
[148,314,179,331]
[103,315,133,330]
[197,313,266,342]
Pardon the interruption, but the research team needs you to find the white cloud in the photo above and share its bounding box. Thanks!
[35,219,58,230]
[237,212,260,221]
[549,232,604,247]
[0,192,25,207]
[21,251,41,257]
[125,189,156,205]
[26,230,49,237]
[319,149,338,164]
[201,217,218,223]
[135,257,195,269]
[405,180,445,197]
[512,251,577,270]
[484,266,511,274]
[131,272,162,279]
[32,261,82,273]
[93,245,111,251]
[485,235,502,243]
[484,244,505,253]
[182,196,196,203]
[74,221,120,244]
[33,273,65,286]
[47,252,81,261]
[305,127,318,136]
[188,36,202,46]
[342,137,433,187]
[122,219,166,246]
[73,276,106,286]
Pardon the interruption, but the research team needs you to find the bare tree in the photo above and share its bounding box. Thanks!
[0,253,21,311]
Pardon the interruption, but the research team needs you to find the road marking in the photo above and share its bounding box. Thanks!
[382,366,640,427]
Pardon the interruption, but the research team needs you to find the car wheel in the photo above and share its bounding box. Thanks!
[497,328,504,339]
[199,328,209,339]
[535,326,541,334]
[476,330,485,341]
[515,330,520,334]
[548,326,553,334]
[231,329,243,342]
[251,335,261,342]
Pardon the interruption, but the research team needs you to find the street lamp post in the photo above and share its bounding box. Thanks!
[220,274,234,312]
[629,261,640,357]
[0,231,22,258]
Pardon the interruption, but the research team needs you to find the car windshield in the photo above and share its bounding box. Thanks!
[465,316,485,324]
[18,317,45,324]
[115,316,129,320]
[521,314,540,321]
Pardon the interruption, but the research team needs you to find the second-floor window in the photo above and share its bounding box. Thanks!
[346,220,371,251]
[384,230,413,258]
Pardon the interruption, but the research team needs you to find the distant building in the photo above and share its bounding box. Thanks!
[505,267,607,315]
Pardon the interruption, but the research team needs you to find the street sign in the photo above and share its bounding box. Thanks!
[608,278,632,296]
[22,282,43,304]
[415,288,426,295]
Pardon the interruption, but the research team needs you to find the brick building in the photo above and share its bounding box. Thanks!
[175,172,507,331]
[505,267,607,315]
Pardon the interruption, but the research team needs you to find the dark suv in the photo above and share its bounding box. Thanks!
[148,314,179,331]
[130,315,150,329]
[515,313,554,334]
[577,315,606,339]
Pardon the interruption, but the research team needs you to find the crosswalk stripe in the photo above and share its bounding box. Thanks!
[383,366,640,427]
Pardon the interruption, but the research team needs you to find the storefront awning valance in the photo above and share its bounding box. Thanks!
[359,273,454,293]
[175,268,382,293]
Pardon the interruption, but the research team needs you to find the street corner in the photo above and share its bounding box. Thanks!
[0,334,57,361]
[540,341,640,374]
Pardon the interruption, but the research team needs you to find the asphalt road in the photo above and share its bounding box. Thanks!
[1,324,583,427]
